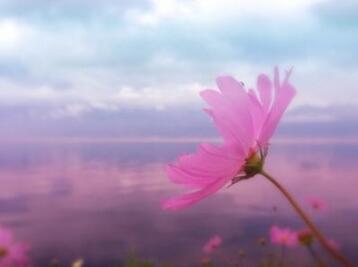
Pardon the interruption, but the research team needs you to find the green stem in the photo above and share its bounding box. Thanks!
[260,170,353,267]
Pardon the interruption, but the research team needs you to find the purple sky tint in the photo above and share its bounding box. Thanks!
[0,104,358,140]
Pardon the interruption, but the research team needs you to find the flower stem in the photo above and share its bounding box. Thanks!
[260,170,353,267]
[307,245,326,267]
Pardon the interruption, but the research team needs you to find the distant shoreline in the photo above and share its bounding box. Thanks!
[0,136,357,145]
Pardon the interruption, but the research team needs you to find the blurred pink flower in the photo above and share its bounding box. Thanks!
[203,235,222,254]
[0,226,31,267]
[270,225,298,247]
[307,197,327,211]
[162,67,296,210]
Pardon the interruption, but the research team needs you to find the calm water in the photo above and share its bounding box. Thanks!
[0,141,357,266]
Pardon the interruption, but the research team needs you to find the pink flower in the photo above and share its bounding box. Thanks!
[307,197,327,211]
[202,235,222,254]
[162,67,296,210]
[0,226,31,267]
[270,225,298,247]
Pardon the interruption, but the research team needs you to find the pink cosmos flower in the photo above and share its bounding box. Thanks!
[0,226,31,267]
[162,67,296,210]
[270,225,298,247]
[307,197,327,211]
[202,235,222,254]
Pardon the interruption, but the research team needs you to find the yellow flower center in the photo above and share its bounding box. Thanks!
[243,153,263,177]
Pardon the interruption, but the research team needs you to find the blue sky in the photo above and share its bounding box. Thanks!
[0,0,357,138]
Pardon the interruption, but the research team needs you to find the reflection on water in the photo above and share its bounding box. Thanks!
[0,142,357,266]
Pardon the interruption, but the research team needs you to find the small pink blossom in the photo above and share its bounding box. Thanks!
[202,235,222,254]
[307,197,327,211]
[0,226,31,267]
[270,225,298,247]
[162,68,296,209]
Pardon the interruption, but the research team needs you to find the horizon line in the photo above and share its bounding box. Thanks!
[0,136,357,145]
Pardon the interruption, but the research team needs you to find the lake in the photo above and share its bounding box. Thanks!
[0,141,357,266]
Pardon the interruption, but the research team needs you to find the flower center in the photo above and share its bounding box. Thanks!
[298,230,314,246]
[0,246,8,258]
[243,153,263,177]
[230,146,267,186]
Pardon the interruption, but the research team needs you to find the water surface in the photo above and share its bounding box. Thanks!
[0,142,357,266]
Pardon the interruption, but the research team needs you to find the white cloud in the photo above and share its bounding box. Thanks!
[1,58,358,117]
[129,0,323,25]
[49,104,92,118]
[0,0,357,113]
[0,17,97,71]
[0,74,204,116]
[127,0,194,25]
[0,18,32,52]
[112,83,203,110]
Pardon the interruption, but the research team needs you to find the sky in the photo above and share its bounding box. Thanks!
[0,0,357,139]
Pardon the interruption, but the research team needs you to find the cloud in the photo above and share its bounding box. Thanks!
[1,102,358,140]
[0,73,204,114]
[313,0,358,25]
[0,0,357,118]
[0,0,151,20]
[128,0,322,26]
[0,18,33,53]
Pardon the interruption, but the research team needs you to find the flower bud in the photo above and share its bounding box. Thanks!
[297,229,314,246]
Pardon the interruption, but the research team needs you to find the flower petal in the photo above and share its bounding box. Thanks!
[162,175,231,210]
[163,144,244,210]
[257,74,272,113]
[259,70,296,144]
[248,89,264,140]
[200,77,255,154]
